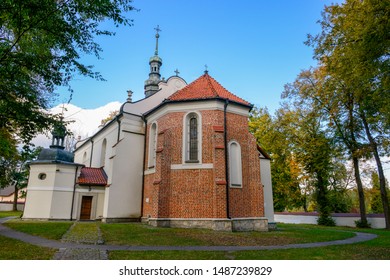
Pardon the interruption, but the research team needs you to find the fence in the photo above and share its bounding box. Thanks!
[275,212,385,229]
[0,202,24,212]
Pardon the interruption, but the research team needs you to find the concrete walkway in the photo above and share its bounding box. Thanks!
[0,217,378,259]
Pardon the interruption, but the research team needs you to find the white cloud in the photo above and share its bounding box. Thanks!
[31,101,122,148]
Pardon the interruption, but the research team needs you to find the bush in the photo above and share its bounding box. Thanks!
[317,216,336,226]
[354,219,371,228]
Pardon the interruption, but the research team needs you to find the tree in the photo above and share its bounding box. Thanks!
[0,0,135,157]
[0,146,41,210]
[100,110,119,126]
[249,107,304,212]
[307,0,390,229]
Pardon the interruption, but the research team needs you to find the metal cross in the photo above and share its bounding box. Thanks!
[174,68,180,76]
[154,25,162,35]
[204,64,208,74]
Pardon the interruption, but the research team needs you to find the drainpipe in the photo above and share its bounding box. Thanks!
[140,116,148,220]
[70,165,80,221]
[116,116,121,142]
[224,99,231,219]
[89,139,94,167]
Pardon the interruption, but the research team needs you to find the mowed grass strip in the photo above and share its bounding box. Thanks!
[100,223,354,246]
[109,250,228,260]
[0,211,22,218]
[232,227,390,260]
[0,235,56,260]
[4,219,72,240]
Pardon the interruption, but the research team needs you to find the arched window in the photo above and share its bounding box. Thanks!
[184,112,201,163]
[100,139,107,167]
[148,123,157,168]
[229,141,242,188]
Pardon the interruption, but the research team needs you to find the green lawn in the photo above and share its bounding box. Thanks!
[1,212,389,260]
[108,226,390,260]
[0,235,57,260]
[0,211,22,218]
[100,223,354,246]
[5,219,72,240]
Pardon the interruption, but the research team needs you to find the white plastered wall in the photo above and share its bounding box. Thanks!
[102,114,145,220]
[260,157,275,223]
[23,163,79,220]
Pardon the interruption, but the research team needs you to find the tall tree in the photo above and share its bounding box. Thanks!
[249,107,304,212]
[0,0,135,156]
[307,0,390,228]
[284,67,370,226]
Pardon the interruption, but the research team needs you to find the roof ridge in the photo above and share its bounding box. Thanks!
[204,73,219,98]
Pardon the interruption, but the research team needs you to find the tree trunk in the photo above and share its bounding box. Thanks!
[13,183,18,211]
[361,114,390,229]
[352,156,368,225]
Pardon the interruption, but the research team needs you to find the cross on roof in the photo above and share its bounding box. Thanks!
[204,64,209,74]
[154,25,161,35]
[174,69,180,76]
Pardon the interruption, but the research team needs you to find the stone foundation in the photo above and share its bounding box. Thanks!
[102,217,140,223]
[143,217,269,232]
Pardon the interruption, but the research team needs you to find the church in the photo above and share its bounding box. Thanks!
[22,28,275,231]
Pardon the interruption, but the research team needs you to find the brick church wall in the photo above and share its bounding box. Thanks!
[142,106,264,220]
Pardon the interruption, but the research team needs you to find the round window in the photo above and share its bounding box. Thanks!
[38,173,47,180]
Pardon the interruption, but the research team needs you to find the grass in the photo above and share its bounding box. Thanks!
[0,211,59,259]
[109,224,390,260]
[100,223,354,246]
[4,219,72,240]
[0,235,57,260]
[1,212,389,260]
[0,211,22,219]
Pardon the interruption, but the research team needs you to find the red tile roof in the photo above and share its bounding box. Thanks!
[77,167,108,186]
[167,73,251,106]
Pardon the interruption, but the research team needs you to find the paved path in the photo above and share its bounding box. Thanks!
[0,217,378,259]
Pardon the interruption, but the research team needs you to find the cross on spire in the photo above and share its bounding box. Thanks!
[204,64,209,74]
[154,25,161,55]
[154,25,162,35]
[174,68,180,76]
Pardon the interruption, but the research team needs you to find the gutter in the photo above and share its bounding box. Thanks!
[140,116,148,220]
[116,116,121,142]
[89,139,94,167]
[70,165,80,221]
[224,99,231,219]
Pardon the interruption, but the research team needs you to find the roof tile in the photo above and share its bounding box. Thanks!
[77,167,108,186]
[167,73,251,106]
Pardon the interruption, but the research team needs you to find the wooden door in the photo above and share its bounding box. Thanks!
[80,196,93,220]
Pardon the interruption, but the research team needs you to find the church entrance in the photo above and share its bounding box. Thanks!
[80,196,93,220]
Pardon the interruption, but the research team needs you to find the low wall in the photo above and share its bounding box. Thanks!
[275,212,385,229]
[0,202,25,212]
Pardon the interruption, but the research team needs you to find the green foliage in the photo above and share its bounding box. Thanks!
[306,0,390,228]
[317,216,336,227]
[354,219,371,229]
[0,0,135,157]
[249,107,304,212]
[0,146,42,209]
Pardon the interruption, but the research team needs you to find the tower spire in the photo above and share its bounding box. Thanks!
[144,25,163,97]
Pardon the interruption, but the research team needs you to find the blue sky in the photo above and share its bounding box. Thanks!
[56,0,341,113]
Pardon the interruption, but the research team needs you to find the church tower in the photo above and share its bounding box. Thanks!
[144,26,163,97]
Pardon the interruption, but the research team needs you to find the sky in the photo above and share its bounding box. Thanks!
[54,0,342,114]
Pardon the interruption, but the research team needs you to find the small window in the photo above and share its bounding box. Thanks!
[229,141,242,187]
[38,173,47,180]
